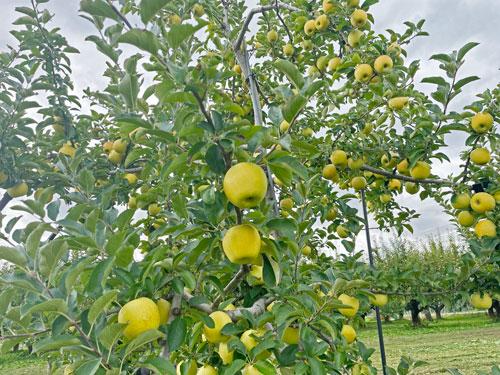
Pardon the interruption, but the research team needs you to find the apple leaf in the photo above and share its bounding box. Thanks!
[273,60,304,89]
[457,42,479,62]
[117,29,159,55]
[282,94,307,123]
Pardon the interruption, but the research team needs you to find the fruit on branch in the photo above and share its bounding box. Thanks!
[198,365,217,375]
[242,365,263,375]
[280,198,293,210]
[168,14,181,24]
[474,219,496,237]
[350,9,367,28]
[317,56,328,70]
[223,163,268,209]
[351,176,367,190]
[323,0,335,12]
[108,150,124,164]
[52,124,65,134]
[193,4,204,17]
[326,208,338,220]
[267,30,278,43]
[123,173,137,184]
[113,139,128,153]
[388,42,402,57]
[348,0,360,7]
[283,44,294,56]
[388,179,401,190]
[315,14,330,31]
[103,141,113,154]
[348,30,363,46]
[374,55,393,73]
[233,65,242,74]
[457,211,474,227]
[157,298,171,325]
[176,360,197,375]
[204,311,232,343]
[128,196,137,209]
[409,161,431,180]
[240,329,270,359]
[470,148,490,165]
[34,188,53,203]
[280,120,290,132]
[218,340,234,364]
[7,182,28,198]
[301,40,312,50]
[470,192,495,213]
[302,245,311,256]
[331,150,348,166]
[388,96,409,110]
[59,142,75,157]
[248,265,264,285]
[328,57,341,71]
[303,127,313,137]
[380,194,391,204]
[381,151,398,169]
[369,294,388,307]
[283,326,299,345]
[341,324,356,344]
[397,159,409,175]
[222,224,261,264]
[118,297,160,340]
[304,20,316,36]
[348,157,364,170]
[451,193,470,209]
[338,294,360,317]
[353,364,371,375]
[323,164,338,179]
[471,292,492,309]
[470,112,493,134]
[405,182,419,194]
[337,225,349,238]
[354,64,373,83]
[148,203,161,216]
[361,122,373,134]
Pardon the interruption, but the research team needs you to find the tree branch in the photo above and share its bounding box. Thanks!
[211,265,250,309]
[360,164,453,185]
[105,0,132,29]
[0,193,12,212]
[226,297,275,320]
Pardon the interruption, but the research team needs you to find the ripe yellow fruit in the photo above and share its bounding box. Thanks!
[128,196,137,209]
[405,182,419,195]
[322,164,337,180]
[328,57,341,71]
[267,30,278,43]
[316,56,328,70]
[381,152,398,169]
[323,0,335,12]
[331,150,348,166]
[103,141,113,154]
[7,182,28,198]
[308,65,319,75]
[193,4,205,17]
[118,297,160,340]
[388,179,401,190]
[301,40,312,51]
[304,20,316,36]
[388,42,401,57]
[169,14,182,24]
[471,292,492,309]
[204,311,232,343]
[176,360,197,375]
[362,123,373,135]
[397,159,409,175]
[242,365,263,375]
[348,30,363,46]
[374,55,393,73]
[280,198,293,209]
[409,161,431,180]
[302,245,311,256]
[451,193,470,209]
[457,211,474,227]
[351,176,367,191]
[302,127,313,137]
[52,124,65,134]
[233,65,242,74]
[240,329,270,359]
[470,192,495,213]
[326,208,338,220]
[34,188,53,203]
[198,365,217,375]
[337,225,349,238]
[315,14,330,31]
[388,97,409,110]
[223,163,268,209]
[350,9,367,28]
[369,294,388,307]
[283,44,295,56]
[123,173,138,184]
[280,120,290,132]
[113,139,128,153]
[148,203,162,216]
[248,265,264,285]
[348,0,360,6]
[475,219,496,238]
[157,299,171,325]
[108,150,124,164]
[341,324,356,344]
[338,294,359,317]
[59,143,75,157]
[222,225,261,264]
[348,158,364,170]
[218,340,234,364]
[354,64,373,83]
[470,113,493,134]
[282,326,299,345]
[380,194,391,204]
[470,148,490,165]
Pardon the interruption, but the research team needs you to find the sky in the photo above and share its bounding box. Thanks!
[1,0,499,249]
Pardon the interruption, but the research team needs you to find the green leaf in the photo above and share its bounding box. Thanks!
[167,317,186,352]
[141,358,176,375]
[119,73,139,110]
[76,169,95,194]
[32,335,81,353]
[85,257,115,299]
[88,290,119,325]
[26,299,67,316]
[0,246,27,268]
[205,144,226,174]
[117,29,159,55]
[222,102,244,116]
[26,223,54,259]
[421,76,447,86]
[282,94,307,123]
[1,337,26,354]
[38,239,68,280]
[64,256,96,294]
[273,60,304,89]
[80,0,120,21]
[167,21,208,49]
[75,359,101,375]
[223,359,245,375]
[268,162,293,186]
[125,329,164,359]
[291,140,319,154]
[454,76,480,91]
[99,323,127,349]
[140,0,169,24]
[165,152,188,175]
[457,42,479,61]
[308,357,326,375]
[266,218,296,232]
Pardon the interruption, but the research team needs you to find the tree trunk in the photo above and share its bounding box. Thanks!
[408,299,421,328]
[424,308,433,321]
[492,300,500,318]
[434,304,444,319]
[488,306,495,318]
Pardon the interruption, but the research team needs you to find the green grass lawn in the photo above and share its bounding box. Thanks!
[360,313,500,374]
[1,313,499,375]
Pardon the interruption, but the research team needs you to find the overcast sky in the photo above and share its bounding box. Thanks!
[1,0,499,248]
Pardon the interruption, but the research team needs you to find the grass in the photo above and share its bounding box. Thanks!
[360,313,500,374]
[1,314,499,375]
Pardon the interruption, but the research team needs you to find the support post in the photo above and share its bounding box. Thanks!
[361,189,387,375]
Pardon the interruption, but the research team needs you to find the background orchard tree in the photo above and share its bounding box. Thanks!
[0,0,499,374]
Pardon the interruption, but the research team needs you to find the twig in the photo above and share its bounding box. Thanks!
[105,0,132,29]
[360,164,453,185]
[226,297,275,320]
[0,193,12,212]
[211,265,250,309]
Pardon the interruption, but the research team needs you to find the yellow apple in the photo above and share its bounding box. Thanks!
[451,193,470,209]
[302,127,313,137]
[457,211,474,227]
[197,365,217,375]
[222,225,261,264]
[316,56,328,70]
[331,150,348,166]
[7,182,28,198]
[374,55,393,73]
[118,297,160,340]
[348,158,364,170]
[338,294,359,317]
[470,148,490,165]
[362,123,373,134]
[380,194,391,204]
[348,0,360,6]
[337,225,349,238]
[52,124,65,134]
[315,14,330,31]
[304,20,316,36]
[128,196,138,209]
[169,14,182,24]
[388,179,401,190]
[242,365,263,375]
[176,360,197,375]
[218,340,234,364]
[308,65,318,75]
[350,9,367,28]
[280,120,290,132]
[108,150,124,164]
[323,0,335,12]
[328,57,341,71]
[240,329,270,359]
[301,40,312,51]
[474,219,496,238]
[348,30,363,46]
[354,64,373,83]
[0,171,8,184]
[223,163,268,209]
[282,326,299,345]
[397,159,409,175]
[267,30,278,43]
[193,4,204,17]
[388,97,409,110]
[369,294,388,307]
[283,44,294,56]
[204,311,232,343]
[123,173,138,184]
[470,192,495,213]
[470,113,493,134]
[302,245,311,256]
[148,203,161,216]
[113,139,128,153]
[323,164,338,179]
[34,188,53,203]
[59,143,75,157]
[351,176,367,191]
[157,299,171,325]
[326,208,338,220]
[341,324,356,344]
[233,65,242,74]
[471,292,492,309]
[381,152,398,169]
[103,141,113,154]
[409,161,431,180]
[388,42,401,57]
[248,265,264,285]
[280,198,293,209]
